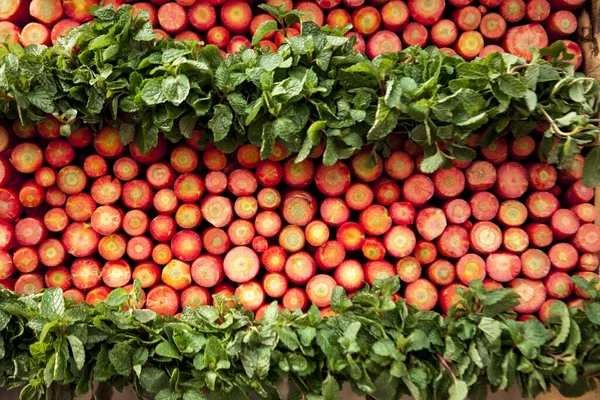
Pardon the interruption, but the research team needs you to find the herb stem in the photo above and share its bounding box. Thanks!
[508,64,530,74]
[538,107,582,137]
[436,354,456,380]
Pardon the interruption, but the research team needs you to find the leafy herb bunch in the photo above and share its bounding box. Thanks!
[0,278,599,400]
[0,5,599,181]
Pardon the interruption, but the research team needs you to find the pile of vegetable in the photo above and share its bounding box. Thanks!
[0,0,587,64]
[0,277,599,400]
[2,103,600,320]
[0,5,599,400]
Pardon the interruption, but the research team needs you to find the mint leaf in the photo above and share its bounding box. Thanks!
[40,288,65,320]
[449,380,468,400]
[140,366,169,393]
[582,147,600,188]
[155,340,182,360]
[549,301,570,347]
[67,335,85,370]
[251,20,279,46]
[322,374,339,400]
[109,342,134,376]
[367,98,399,140]
[498,74,526,98]
[163,75,190,106]
[105,288,129,307]
[208,104,233,142]
[420,147,450,174]
[141,78,166,105]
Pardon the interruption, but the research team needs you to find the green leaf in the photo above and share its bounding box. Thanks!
[307,120,326,144]
[582,147,600,188]
[163,75,190,106]
[498,74,526,98]
[208,104,233,142]
[105,288,129,307]
[134,20,156,41]
[156,340,182,360]
[40,287,65,320]
[549,301,570,347]
[322,374,339,400]
[367,98,399,140]
[449,380,468,400]
[204,337,230,371]
[373,339,396,357]
[384,79,402,108]
[330,286,352,313]
[140,366,169,393]
[478,317,503,344]
[67,335,85,370]
[251,20,279,46]
[141,79,166,105]
[584,302,600,325]
[420,148,449,174]
[109,342,134,376]
[133,309,157,323]
[183,390,207,400]
[44,340,69,385]
[119,122,135,145]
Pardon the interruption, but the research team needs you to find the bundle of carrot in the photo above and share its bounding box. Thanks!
[0,0,586,66]
[0,120,598,322]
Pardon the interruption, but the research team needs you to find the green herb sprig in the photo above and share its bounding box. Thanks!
[0,6,599,183]
[0,278,599,400]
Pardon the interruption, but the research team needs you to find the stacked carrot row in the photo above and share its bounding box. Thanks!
[0,0,584,66]
[0,119,598,321]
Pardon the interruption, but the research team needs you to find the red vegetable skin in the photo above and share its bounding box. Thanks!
[381,0,409,32]
[396,256,421,283]
[428,259,455,286]
[550,209,580,239]
[548,242,578,271]
[469,192,499,221]
[456,253,486,285]
[284,251,316,285]
[383,226,417,257]
[50,19,81,44]
[294,1,325,27]
[455,31,484,60]
[306,274,337,307]
[470,221,502,254]
[147,284,180,316]
[546,10,577,38]
[364,260,396,285]
[366,30,402,58]
[405,278,438,311]
[544,271,573,299]
[502,227,529,253]
[440,283,467,313]
[572,224,600,253]
[509,278,546,313]
[503,24,548,61]
[402,174,434,206]
[352,6,382,35]
[520,249,551,279]
[335,260,365,291]
[453,6,481,31]
[526,0,551,23]
[438,225,469,258]
[402,22,428,47]
[500,0,526,23]
[20,22,51,46]
[408,0,445,26]
[327,9,352,28]
[443,199,471,224]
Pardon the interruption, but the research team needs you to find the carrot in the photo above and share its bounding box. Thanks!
[223,246,260,283]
